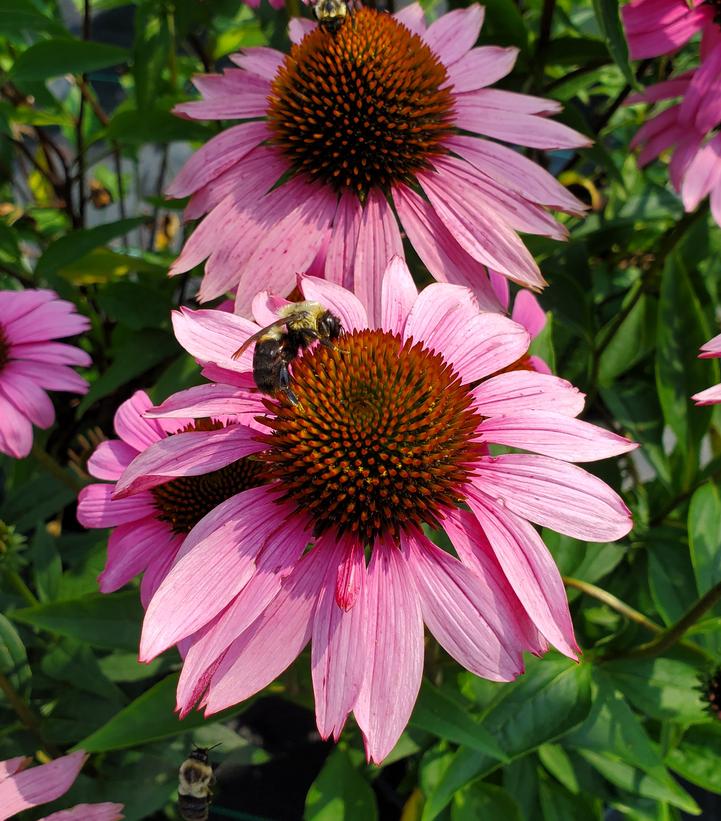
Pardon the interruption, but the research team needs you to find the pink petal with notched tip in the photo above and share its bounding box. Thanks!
[77,484,157,528]
[423,5,484,67]
[229,47,285,81]
[354,538,424,765]
[392,184,502,311]
[379,256,417,335]
[87,440,138,481]
[204,540,332,715]
[0,289,56,325]
[0,394,33,458]
[140,486,283,660]
[441,508,547,656]
[289,17,316,44]
[166,121,269,199]
[113,425,264,498]
[476,411,636,462]
[10,341,91,367]
[113,391,166,452]
[682,133,721,212]
[352,189,403,328]
[0,369,54,428]
[0,756,29,781]
[172,308,260,373]
[0,750,86,820]
[299,275,369,332]
[176,511,312,716]
[447,135,586,214]
[462,489,579,658]
[41,802,125,821]
[393,2,426,35]
[470,453,633,541]
[453,98,590,150]
[312,534,367,740]
[98,517,175,594]
[445,46,518,93]
[147,384,264,428]
[252,290,292,328]
[324,190,362,288]
[472,370,585,417]
[512,290,546,338]
[418,167,545,290]
[10,361,87,395]
[403,529,525,680]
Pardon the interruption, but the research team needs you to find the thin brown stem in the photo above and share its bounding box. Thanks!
[0,672,61,758]
[564,576,663,634]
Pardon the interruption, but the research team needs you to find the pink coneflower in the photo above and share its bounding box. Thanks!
[0,289,89,459]
[77,390,267,605]
[0,750,123,821]
[115,258,635,763]
[692,333,721,404]
[167,3,588,320]
[621,0,718,59]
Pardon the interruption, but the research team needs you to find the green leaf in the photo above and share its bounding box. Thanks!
[305,748,378,821]
[76,673,243,752]
[10,591,143,651]
[598,295,657,386]
[591,0,635,85]
[647,533,697,627]
[35,217,145,277]
[0,614,31,698]
[41,640,126,703]
[410,680,507,761]
[539,772,602,821]
[0,0,65,35]
[666,725,721,794]
[0,472,75,532]
[688,482,721,595]
[422,658,592,820]
[106,109,213,145]
[31,526,61,603]
[11,39,129,83]
[96,280,172,331]
[452,783,523,821]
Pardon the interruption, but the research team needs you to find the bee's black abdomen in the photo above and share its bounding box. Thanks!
[253,338,287,394]
[178,794,209,821]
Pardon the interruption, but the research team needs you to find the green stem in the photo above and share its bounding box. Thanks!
[2,568,39,607]
[0,672,61,758]
[31,443,85,495]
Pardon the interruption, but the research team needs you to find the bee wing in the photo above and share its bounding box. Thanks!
[231,311,311,360]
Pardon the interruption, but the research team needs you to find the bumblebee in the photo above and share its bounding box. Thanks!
[313,0,348,32]
[232,300,344,405]
[178,746,215,821]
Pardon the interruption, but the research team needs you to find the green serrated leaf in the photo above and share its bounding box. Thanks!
[11,39,129,83]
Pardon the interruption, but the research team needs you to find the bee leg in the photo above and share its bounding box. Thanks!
[320,339,349,355]
[278,365,300,406]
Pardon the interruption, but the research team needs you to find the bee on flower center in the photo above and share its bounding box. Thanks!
[313,0,349,32]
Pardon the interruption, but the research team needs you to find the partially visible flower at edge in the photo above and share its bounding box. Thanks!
[166,2,588,321]
[114,257,636,764]
[692,333,721,404]
[621,0,718,59]
[0,750,123,821]
[0,289,90,459]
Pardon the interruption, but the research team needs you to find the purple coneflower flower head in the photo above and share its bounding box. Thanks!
[0,289,89,459]
[114,257,635,763]
[0,750,123,821]
[167,3,588,320]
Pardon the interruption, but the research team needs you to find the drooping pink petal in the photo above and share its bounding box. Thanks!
[403,529,525,680]
[229,47,285,81]
[10,361,87,395]
[0,757,29,781]
[4,302,89,344]
[87,440,138,481]
[511,290,547,338]
[669,132,704,191]
[0,368,55,428]
[172,308,260,374]
[10,341,91,367]
[489,269,510,310]
[626,75,692,105]
[460,492,580,657]
[445,46,519,93]
[77,484,157,528]
[112,391,166,452]
[300,276,369,332]
[147,384,264,427]
[173,71,270,120]
[324,190,362,288]
[692,384,721,406]
[139,536,182,608]
[393,2,426,35]
[470,453,633,541]
[113,425,263,498]
[41,803,125,821]
[379,256,417,335]
[335,537,365,611]
[354,539,423,764]
[422,5,484,67]
[680,44,721,133]
[700,333,721,358]
[0,289,56,325]
[98,517,174,593]
[682,133,721,212]
[0,393,33,458]
[476,411,636,462]
[0,751,86,820]
[466,88,562,116]
[471,370,585,417]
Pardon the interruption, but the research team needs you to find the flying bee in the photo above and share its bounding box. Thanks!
[232,301,344,406]
[178,745,218,821]
[313,0,348,32]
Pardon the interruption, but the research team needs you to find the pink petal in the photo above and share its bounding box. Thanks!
[403,529,525,679]
[9,361,87,395]
[445,46,519,93]
[680,42,721,132]
[465,88,562,116]
[87,440,137,481]
[4,302,89,344]
[354,539,424,765]
[113,424,263,498]
[692,384,721,405]
[166,121,269,199]
[353,189,403,328]
[0,368,55,429]
[289,17,316,44]
[392,184,502,311]
[173,72,269,120]
[423,5,484,67]
[98,517,175,593]
[0,751,86,819]
[324,190,362,288]
[112,391,166,453]
[669,132,704,191]
[682,133,721,212]
[299,275,369,332]
[252,290,292,328]
[0,757,30,781]
[10,341,91,367]
[700,333,721,358]
[41,803,125,821]
[489,270,510,310]
[77,484,157,528]
[470,453,633,541]
[172,308,260,373]
[472,370,585,417]
[229,47,285,81]
[418,166,545,290]
[312,535,367,739]
[204,540,332,714]
[511,290,546,338]
[0,289,56,326]
[139,537,181,608]
[462,490,579,657]
[477,411,636,462]
[147,384,264,427]
[140,486,283,660]
[393,2,427,36]
[0,393,33,458]
[379,256,418,335]
[626,76,692,105]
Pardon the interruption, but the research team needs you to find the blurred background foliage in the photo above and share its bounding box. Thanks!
[2,0,721,819]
